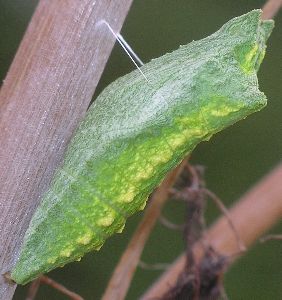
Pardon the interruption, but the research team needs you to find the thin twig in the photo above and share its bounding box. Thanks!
[101,158,188,300]
[219,286,229,300]
[138,261,170,271]
[40,276,84,300]
[202,188,246,252]
[141,164,282,299]
[262,0,282,19]
[260,234,282,242]
[25,278,41,300]
[159,214,185,231]
[26,276,84,300]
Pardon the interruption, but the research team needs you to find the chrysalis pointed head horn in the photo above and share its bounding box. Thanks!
[220,10,274,73]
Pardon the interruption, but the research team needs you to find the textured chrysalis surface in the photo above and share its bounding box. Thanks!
[11,10,274,284]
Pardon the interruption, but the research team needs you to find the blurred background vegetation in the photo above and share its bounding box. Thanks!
[0,0,281,299]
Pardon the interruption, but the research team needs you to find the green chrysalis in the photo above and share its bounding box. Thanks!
[11,10,274,284]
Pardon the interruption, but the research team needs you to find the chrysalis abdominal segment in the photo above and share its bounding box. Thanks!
[11,10,274,284]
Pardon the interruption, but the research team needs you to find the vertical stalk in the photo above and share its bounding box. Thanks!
[0,1,133,298]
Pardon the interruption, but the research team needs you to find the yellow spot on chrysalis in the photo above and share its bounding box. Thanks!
[240,43,259,74]
[97,214,115,227]
[76,232,93,245]
[209,105,239,117]
[245,44,258,65]
[47,257,57,264]
[146,164,155,174]
[129,164,155,183]
[117,223,125,233]
[117,188,136,203]
[134,172,151,181]
[169,134,186,149]
[60,247,73,258]
[175,118,206,137]
[94,243,103,251]
[151,150,172,164]
[139,201,147,211]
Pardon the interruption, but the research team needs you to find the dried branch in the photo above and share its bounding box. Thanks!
[262,0,282,19]
[101,159,188,300]
[26,276,84,300]
[37,276,83,300]
[141,164,282,299]
[202,188,246,252]
[0,1,133,299]
[26,278,41,300]
[260,234,282,242]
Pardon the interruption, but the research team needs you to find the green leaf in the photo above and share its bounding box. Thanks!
[11,9,274,284]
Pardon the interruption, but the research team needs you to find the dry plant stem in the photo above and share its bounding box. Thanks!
[38,276,83,300]
[159,214,185,231]
[26,276,84,300]
[260,234,282,242]
[141,164,282,300]
[26,278,40,300]
[202,188,246,252]
[262,0,282,19]
[0,1,133,299]
[101,159,188,300]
